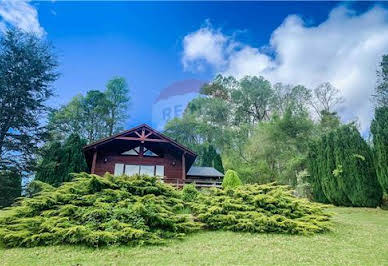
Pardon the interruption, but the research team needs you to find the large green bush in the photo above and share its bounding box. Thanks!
[0,174,331,248]
[190,183,331,234]
[222,170,242,189]
[0,173,200,248]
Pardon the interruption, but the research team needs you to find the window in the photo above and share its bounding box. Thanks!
[140,165,154,175]
[121,146,140,156]
[114,164,165,177]
[143,149,158,157]
[155,165,165,177]
[114,164,124,176]
[125,165,140,175]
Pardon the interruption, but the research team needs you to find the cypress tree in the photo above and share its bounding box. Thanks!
[306,141,329,203]
[200,145,224,173]
[320,133,351,206]
[61,134,88,182]
[371,107,388,193]
[35,141,64,186]
[333,125,382,207]
[0,169,21,208]
[308,124,382,207]
[35,133,88,186]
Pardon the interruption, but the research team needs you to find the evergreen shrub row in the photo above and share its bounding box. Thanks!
[0,174,331,248]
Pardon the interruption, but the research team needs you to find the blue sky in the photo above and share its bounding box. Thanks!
[0,1,387,131]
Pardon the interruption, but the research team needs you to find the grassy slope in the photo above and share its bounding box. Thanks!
[0,207,387,266]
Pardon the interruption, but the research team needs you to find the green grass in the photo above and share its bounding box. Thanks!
[1,207,387,265]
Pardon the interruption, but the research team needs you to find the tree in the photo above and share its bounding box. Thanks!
[307,124,382,207]
[202,75,273,125]
[0,169,21,208]
[82,90,110,142]
[222,170,242,188]
[373,55,388,107]
[61,134,88,182]
[0,29,58,172]
[200,145,224,173]
[48,78,130,143]
[105,77,130,135]
[35,133,88,186]
[272,83,312,117]
[371,107,388,193]
[310,82,344,118]
[48,94,84,140]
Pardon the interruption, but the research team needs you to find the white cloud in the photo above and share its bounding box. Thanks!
[182,6,388,132]
[182,24,230,71]
[0,0,45,37]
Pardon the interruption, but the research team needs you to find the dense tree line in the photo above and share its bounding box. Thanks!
[165,54,388,206]
[164,75,340,191]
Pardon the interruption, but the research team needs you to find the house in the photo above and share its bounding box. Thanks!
[83,124,224,187]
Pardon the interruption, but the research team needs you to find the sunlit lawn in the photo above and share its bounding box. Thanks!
[0,207,387,266]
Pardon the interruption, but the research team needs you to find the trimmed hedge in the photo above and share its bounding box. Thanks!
[0,174,331,248]
[190,183,331,234]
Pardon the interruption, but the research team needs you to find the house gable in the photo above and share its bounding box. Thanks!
[83,124,197,182]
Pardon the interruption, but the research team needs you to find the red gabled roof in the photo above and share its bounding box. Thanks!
[83,123,197,157]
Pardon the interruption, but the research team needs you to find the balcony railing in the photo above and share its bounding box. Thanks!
[162,177,222,188]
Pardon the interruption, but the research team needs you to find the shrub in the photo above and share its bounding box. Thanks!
[190,183,331,234]
[0,174,332,248]
[222,170,242,189]
[0,173,201,248]
[182,184,198,202]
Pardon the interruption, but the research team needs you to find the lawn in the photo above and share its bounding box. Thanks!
[0,207,387,266]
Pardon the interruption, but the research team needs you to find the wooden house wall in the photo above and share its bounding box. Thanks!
[92,150,184,182]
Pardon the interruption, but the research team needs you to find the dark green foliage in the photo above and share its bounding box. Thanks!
[306,143,329,203]
[0,29,58,172]
[0,173,200,248]
[35,134,88,186]
[182,184,199,202]
[307,124,382,207]
[0,174,332,248]
[61,134,88,182]
[200,145,224,173]
[222,170,242,189]
[25,180,55,198]
[371,107,388,193]
[0,169,21,208]
[190,183,331,234]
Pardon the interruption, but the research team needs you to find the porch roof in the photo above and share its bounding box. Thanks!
[187,166,224,178]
